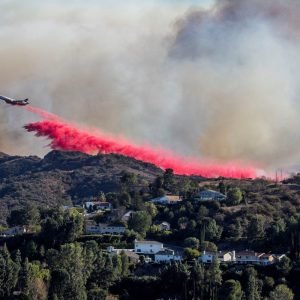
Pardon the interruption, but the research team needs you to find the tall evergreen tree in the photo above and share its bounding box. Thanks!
[47,243,87,300]
[0,244,19,297]
[190,262,205,300]
[269,284,294,300]
[120,252,129,276]
[219,280,243,300]
[207,258,222,300]
[244,268,261,300]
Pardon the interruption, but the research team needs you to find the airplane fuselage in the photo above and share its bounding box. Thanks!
[0,95,29,106]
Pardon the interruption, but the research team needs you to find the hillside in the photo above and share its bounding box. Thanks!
[1,149,300,239]
[0,150,164,224]
[1,151,300,299]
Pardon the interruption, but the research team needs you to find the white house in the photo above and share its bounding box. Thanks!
[200,249,284,266]
[85,223,126,235]
[196,190,226,201]
[200,250,235,263]
[154,248,182,263]
[150,195,182,205]
[134,240,164,254]
[159,222,171,231]
[84,201,112,211]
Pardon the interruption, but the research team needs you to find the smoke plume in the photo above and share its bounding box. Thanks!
[1,0,300,170]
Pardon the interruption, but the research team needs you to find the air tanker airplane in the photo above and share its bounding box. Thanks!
[0,95,29,106]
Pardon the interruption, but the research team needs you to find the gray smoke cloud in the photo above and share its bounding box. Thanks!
[0,0,300,169]
[170,0,300,168]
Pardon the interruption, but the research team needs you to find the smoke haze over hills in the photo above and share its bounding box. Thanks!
[1,0,300,171]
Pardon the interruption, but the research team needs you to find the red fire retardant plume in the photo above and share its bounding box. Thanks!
[23,106,257,178]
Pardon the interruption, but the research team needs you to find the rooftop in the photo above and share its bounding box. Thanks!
[235,250,257,256]
[203,250,232,256]
[257,253,272,258]
[135,240,163,245]
[155,248,175,255]
[166,195,182,201]
[85,201,110,205]
[199,190,226,196]
[151,195,182,202]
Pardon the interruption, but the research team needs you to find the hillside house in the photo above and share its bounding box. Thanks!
[84,201,112,212]
[0,226,27,237]
[200,250,234,263]
[200,249,281,266]
[235,250,260,264]
[85,223,126,235]
[235,251,276,266]
[159,221,171,231]
[154,248,182,263]
[150,195,182,205]
[134,240,164,254]
[196,190,226,201]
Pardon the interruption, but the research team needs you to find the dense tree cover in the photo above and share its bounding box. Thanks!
[40,208,84,247]
[219,279,243,300]
[2,232,297,300]
[0,244,20,297]
[148,177,300,259]
[227,188,243,206]
[1,172,300,298]
[7,204,40,227]
[269,284,294,300]
[127,211,152,237]
[89,172,300,261]
[0,204,299,299]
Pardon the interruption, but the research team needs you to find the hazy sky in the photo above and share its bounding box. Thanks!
[1,0,300,172]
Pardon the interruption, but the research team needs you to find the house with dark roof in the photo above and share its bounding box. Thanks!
[150,195,182,205]
[196,190,226,201]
